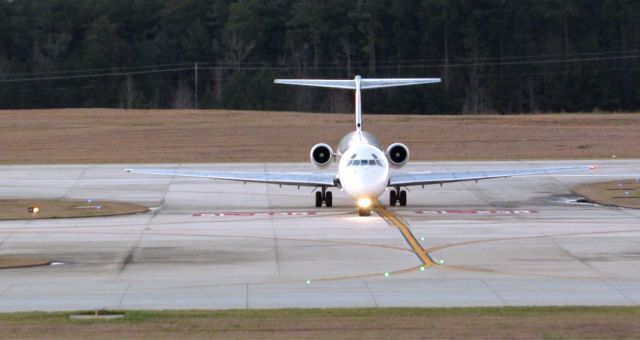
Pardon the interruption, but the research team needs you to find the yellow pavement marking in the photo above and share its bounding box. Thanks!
[374,204,436,267]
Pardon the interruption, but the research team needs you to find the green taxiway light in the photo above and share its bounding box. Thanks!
[420,266,425,271]
[384,272,389,277]
[306,280,311,284]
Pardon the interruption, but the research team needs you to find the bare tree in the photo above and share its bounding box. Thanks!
[33,32,71,68]
[462,62,493,114]
[119,75,138,109]
[328,89,350,113]
[224,30,256,63]
[173,80,194,109]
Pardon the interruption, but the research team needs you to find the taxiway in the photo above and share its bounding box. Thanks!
[0,160,639,311]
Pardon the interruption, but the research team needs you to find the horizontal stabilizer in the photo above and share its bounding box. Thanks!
[274,79,356,89]
[360,78,441,89]
[274,78,440,90]
[275,75,440,131]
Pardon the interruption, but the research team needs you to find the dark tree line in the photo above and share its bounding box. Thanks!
[0,0,639,114]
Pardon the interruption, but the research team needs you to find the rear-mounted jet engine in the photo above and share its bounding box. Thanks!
[310,143,334,167]
[385,143,410,167]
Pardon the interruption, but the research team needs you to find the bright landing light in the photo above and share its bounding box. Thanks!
[357,198,372,208]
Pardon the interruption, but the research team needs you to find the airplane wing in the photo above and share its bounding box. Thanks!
[125,169,336,187]
[389,166,591,187]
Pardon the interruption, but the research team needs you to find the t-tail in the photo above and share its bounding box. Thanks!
[274,76,441,131]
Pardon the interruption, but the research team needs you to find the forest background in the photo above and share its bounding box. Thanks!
[0,0,639,114]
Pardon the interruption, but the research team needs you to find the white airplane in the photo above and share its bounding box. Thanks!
[126,76,590,216]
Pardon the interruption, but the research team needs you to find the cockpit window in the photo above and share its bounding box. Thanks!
[347,159,383,167]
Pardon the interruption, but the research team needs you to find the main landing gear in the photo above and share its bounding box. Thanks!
[315,187,333,208]
[389,187,407,207]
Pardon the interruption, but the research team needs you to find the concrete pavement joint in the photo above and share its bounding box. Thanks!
[363,280,378,307]
[265,176,283,281]
[599,279,638,305]
[117,282,131,309]
[245,283,249,310]
[480,279,507,306]
[0,284,14,296]
[553,240,608,279]
[60,164,94,199]
[116,213,156,278]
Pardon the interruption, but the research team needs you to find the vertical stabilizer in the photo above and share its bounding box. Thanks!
[354,76,362,131]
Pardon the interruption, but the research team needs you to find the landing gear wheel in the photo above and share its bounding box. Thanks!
[358,207,371,216]
[315,191,322,208]
[399,190,407,206]
[389,190,397,206]
[325,191,333,207]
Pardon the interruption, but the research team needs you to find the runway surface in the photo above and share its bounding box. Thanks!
[0,160,639,311]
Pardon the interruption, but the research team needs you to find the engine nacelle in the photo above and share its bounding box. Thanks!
[385,143,410,167]
[310,143,334,167]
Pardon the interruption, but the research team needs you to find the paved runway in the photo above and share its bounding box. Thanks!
[0,160,639,311]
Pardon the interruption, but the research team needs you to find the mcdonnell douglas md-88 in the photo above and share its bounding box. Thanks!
[127,76,590,216]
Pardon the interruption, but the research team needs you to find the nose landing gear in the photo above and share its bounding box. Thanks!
[358,207,372,216]
[315,187,333,207]
[389,187,407,206]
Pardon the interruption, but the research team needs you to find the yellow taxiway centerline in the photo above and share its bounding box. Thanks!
[374,204,436,267]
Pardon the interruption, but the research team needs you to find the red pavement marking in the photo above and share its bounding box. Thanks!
[193,211,318,217]
[192,209,538,217]
[414,209,538,215]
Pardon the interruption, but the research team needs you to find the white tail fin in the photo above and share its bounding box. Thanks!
[275,75,440,131]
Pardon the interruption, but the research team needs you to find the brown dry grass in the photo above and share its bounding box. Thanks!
[0,256,49,269]
[573,179,640,209]
[0,308,639,339]
[0,109,638,164]
[0,199,148,220]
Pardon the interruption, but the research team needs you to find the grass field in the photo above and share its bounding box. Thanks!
[0,307,638,339]
[0,199,148,220]
[0,199,147,267]
[0,256,49,269]
[0,109,638,164]
[574,179,640,209]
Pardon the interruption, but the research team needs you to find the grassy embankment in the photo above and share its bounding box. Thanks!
[1,307,639,339]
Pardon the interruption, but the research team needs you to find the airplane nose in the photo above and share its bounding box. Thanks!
[345,179,368,196]
[343,171,385,198]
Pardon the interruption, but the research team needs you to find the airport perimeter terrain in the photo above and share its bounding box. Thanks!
[0,110,639,338]
[1,307,639,339]
[0,109,639,163]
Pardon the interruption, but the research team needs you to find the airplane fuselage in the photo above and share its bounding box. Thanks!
[335,131,390,207]
[339,143,390,200]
